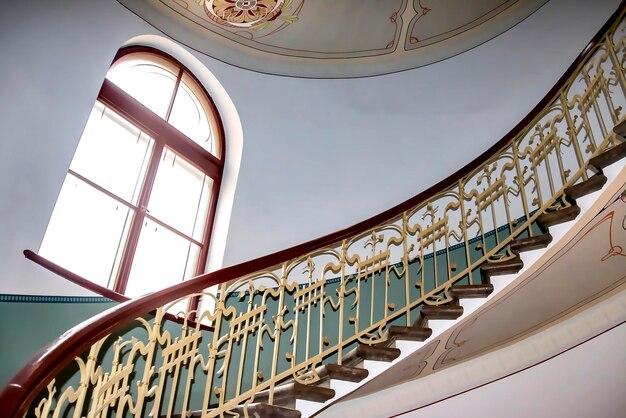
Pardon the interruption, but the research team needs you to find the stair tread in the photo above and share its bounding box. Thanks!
[613,119,626,137]
[537,205,580,228]
[254,381,335,404]
[174,403,302,418]
[589,141,626,170]
[343,344,401,365]
[388,325,433,341]
[564,174,607,200]
[449,284,494,298]
[480,256,523,278]
[241,403,302,418]
[315,363,369,383]
[509,234,553,253]
[420,303,464,320]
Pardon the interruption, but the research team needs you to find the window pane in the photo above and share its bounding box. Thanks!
[125,219,201,297]
[168,73,216,155]
[40,174,133,288]
[147,150,213,240]
[165,296,194,317]
[106,54,178,119]
[70,101,153,204]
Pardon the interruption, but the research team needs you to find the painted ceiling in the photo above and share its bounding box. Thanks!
[117,0,548,78]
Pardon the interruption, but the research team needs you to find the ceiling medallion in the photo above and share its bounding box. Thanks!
[204,0,285,28]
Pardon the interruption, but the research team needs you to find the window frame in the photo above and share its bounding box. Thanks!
[48,46,226,296]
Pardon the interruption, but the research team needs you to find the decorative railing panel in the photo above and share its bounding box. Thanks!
[3,5,626,418]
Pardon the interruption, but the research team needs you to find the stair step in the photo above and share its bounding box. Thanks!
[343,344,401,366]
[565,174,607,200]
[242,403,302,418]
[388,325,432,341]
[173,403,302,418]
[314,363,369,383]
[509,234,553,253]
[254,381,335,405]
[420,304,464,320]
[589,140,626,170]
[449,284,494,298]
[613,119,626,138]
[480,256,523,279]
[537,205,580,228]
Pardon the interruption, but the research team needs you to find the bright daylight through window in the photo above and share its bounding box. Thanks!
[40,48,224,297]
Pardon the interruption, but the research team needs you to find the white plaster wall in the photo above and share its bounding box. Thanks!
[0,0,620,295]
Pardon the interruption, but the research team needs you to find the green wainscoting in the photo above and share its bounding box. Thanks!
[0,295,117,385]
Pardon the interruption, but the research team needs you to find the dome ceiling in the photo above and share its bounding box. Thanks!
[118,0,548,78]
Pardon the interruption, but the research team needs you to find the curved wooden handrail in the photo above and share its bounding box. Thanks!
[23,250,129,303]
[1,2,624,415]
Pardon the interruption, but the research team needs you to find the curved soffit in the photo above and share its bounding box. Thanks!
[117,0,549,78]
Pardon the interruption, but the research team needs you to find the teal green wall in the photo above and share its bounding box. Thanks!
[0,295,117,386]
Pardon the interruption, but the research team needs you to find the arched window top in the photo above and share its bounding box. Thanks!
[105,47,223,159]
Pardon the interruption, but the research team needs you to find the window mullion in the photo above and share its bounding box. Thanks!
[113,141,165,294]
[195,179,221,276]
[165,68,184,122]
[188,177,222,317]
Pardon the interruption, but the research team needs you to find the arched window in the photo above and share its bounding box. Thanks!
[40,47,225,297]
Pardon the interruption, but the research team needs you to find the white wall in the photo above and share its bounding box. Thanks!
[0,0,620,295]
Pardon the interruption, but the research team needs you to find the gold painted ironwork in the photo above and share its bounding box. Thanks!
[27,11,626,418]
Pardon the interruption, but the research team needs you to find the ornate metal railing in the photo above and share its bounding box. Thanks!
[2,4,626,418]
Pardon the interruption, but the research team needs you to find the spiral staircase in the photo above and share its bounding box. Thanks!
[1,4,626,418]
[168,137,625,418]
